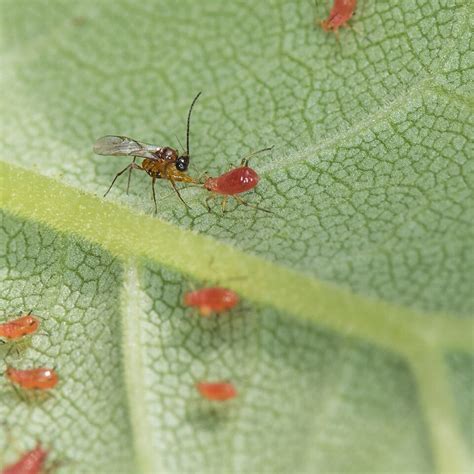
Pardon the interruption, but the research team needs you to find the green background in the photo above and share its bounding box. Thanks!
[1,0,472,472]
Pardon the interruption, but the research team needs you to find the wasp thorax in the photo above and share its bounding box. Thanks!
[159,147,178,161]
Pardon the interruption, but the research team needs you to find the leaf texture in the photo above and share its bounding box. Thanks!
[0,0,472,473]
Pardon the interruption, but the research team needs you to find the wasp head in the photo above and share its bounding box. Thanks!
[175,154,189,172]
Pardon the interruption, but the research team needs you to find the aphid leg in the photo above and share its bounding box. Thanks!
[234,195,274,214]
[351,24,361,34]
[45,458,66,474]
[0,421,22,454]
[5,344,15,359]
[240,146,274,167]
[357,0,367,25]
[10,383,27,403]
[312,0,318,28]
[169,179,191,209]
[104,161,143,198]
[126,157,137,195]
[221,196,228,213]
[205,194,216,212]
[151,177,158,214]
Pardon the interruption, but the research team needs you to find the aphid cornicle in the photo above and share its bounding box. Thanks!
[203,147,273,213]
[5,367,59,391]
[320,0,357,36]
[0,312,40,342]
[93,92,201,213]
[2,443,48,474]
[184,287,239,317]
[196,381,237,401]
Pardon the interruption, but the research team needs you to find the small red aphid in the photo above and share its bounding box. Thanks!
[0,313,40,342]
[2,443,48,474]
[196,381,237,401]
[204,166,260,196]
[203,147,273,213]
[6,367,59,391]
[184,287,239,317]
[320,0,357,35]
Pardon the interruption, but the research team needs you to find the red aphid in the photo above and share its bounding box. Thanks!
[202,147,273,213]
[0,313,40,342]
[204,166,259,196]
[320,0,357,34]
[6,367,59,391]
[196,381,237,401]
[2,443,48,474]
[184,287,239,317]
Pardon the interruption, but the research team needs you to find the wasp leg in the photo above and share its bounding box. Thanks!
[126,157,137,195]
[104,161,143,198]
[169,179,191,209]
[234,195,274,214]
[151,177,158,214]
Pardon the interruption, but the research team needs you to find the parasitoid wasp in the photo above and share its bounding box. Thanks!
[93,92,201,213]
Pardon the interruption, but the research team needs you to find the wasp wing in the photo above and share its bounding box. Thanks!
[93,135,161,159]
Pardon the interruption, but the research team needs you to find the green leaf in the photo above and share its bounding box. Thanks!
[0,0,472,473]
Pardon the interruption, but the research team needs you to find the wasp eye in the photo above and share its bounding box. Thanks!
[176,156,189,172]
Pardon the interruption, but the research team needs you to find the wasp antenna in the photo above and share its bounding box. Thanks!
[186,92,202,157]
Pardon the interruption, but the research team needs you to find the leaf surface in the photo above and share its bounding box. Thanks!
[0,0,472,473]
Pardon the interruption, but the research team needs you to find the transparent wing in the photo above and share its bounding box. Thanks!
[93,135,161,159]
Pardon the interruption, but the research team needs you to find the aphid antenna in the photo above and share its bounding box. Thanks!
[312,0,329,28]
[4,344,16,360]
[185,91,202,157]
[240,146,274,167]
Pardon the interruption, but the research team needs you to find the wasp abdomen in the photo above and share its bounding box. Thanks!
[142,159,163,178]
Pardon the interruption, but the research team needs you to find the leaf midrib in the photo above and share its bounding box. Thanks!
[2,161,472,358]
